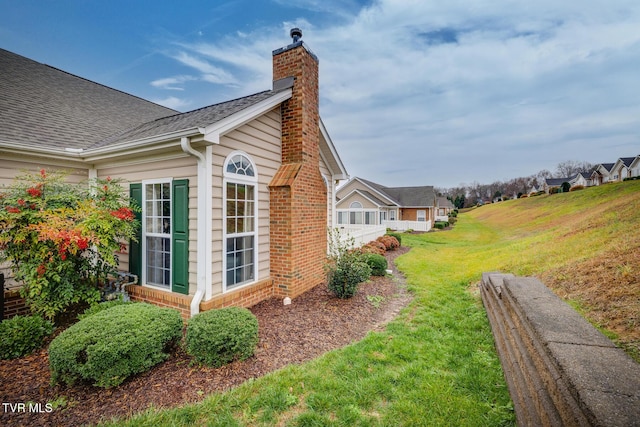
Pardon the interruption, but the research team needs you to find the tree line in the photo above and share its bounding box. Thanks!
[438,160,594,209]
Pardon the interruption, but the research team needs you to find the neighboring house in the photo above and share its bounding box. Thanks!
[630,156,640,178]
[590,163,615,186]
[610,157,637,182]
[544,170,595,193]
[335,177,436,232]
[436,197,454,221]
[0,30,348,319]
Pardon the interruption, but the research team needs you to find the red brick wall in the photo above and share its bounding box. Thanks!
[126,285,192,320]
[2,289,30,320]
[269,41,327,299]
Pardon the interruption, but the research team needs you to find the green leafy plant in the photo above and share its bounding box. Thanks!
[0,314,54,359]
[0,169,139,320]
[366,294,385,308]
[185,307,259,367]
[48,303,183,388]
[326,229,371,298]
[362,252,388,276]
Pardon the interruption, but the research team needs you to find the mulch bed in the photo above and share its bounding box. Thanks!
[1,247,412,427]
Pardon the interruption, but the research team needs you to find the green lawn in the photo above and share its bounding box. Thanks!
[106,180,640,426]
[106,221,515,426]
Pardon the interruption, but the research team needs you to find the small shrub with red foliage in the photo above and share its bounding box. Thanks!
[361,240,386,255]
[377,235,400,251]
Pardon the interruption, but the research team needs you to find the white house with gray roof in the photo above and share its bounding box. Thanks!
[335,177,439,232]
[0,30,349,319]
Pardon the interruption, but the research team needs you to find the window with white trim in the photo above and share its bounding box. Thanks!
[144,181,172,288]
[417,210,426,221]
[224,153,257,289]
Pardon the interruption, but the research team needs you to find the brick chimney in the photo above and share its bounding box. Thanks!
[269,28,327,298]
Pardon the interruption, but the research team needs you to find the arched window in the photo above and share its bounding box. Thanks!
[349,201,363,209]
[223,152,258,290]
[226,153,255,176]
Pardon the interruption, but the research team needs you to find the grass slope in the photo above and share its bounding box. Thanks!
[451,181,640,360]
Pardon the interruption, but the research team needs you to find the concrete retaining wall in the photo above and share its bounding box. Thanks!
[480,272,640,426]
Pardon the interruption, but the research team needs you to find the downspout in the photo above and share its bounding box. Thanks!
[181,137,209,317]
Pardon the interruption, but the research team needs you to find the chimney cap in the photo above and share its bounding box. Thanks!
[290,28,302,43]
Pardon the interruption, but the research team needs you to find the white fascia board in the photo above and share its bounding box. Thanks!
[319,117,348,180]
[353,177,400,207]
[337,189,385,208]
[82,128,203,162]
[0,141,86,164]
[202,89,292,144]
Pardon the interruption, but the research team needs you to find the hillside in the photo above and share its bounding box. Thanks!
[465,180,640,361]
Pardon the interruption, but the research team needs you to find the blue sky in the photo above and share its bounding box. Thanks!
[2,0,639,188]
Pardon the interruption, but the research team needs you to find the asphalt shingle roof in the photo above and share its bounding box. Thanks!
[0,48,179,150]
[90,90,277,149]
[358,178,436,207]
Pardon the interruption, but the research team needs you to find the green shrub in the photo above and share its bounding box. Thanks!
[362,253,388,276]
[327,254,371,298]
[385,232,402,246]
[48,303,183,388]
[77,299,132,320]
[0,315,54,360]
[185,307,259,367]
[326,229,372,298]
[434,221,449,229]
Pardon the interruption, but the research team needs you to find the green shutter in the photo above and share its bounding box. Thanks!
[172,179,189,295]
[129,183,142,279]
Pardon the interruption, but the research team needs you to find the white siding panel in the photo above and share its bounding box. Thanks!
[97,153,198,295]
[210,108,281,297]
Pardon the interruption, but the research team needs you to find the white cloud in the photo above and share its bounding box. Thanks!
[160,0,640,187]
[172,51,239,86]
[150,75,196,90]
[151,96,192,110]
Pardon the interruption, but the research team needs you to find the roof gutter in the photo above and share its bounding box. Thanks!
[180,137,214,317]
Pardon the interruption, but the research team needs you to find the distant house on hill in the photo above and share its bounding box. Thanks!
[544,173,589,193]
[546,154,640,193]
[610,157,637,182]
[590,163,615,186]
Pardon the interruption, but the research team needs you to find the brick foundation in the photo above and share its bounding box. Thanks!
[2,289,30,320]
[199,277,274,312]
[126,284,192,320]
[126,277,275,320]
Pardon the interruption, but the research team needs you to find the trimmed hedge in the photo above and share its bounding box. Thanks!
[0,315,54,360]
[434,221,449,229]
[77,299,132,320]
[48,303,183,388]
[362,253,388,276]
[185,307,259,367]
